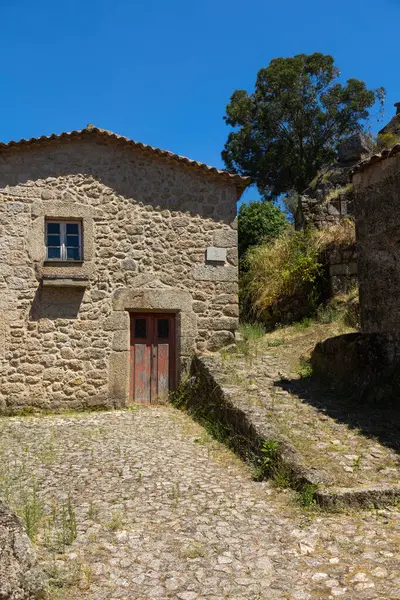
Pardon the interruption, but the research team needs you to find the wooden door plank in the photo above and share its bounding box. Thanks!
[150,342,158,403]
[134,343,151,403]
[157,343,169,403]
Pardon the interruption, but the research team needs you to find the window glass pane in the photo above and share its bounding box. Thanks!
[66,247,81,260]
[47,235,61,246]
[157,319,169,339]
[66,223,79,235]
[66,235,80,247]
[47,222,60,234]
[135,318,147,338]
[48,247,61,259]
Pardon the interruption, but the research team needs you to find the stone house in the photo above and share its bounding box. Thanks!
[0,125,249,412]
[352,142,400,334]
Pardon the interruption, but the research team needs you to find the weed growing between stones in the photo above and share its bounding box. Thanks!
[259,441,318,507]
[238,322,266,342]
[180,541,206,559]
[42,495,77,553]
[88,500,98,521]
[298,484,318,508]
[170,371,319,509]
[106,509,125,531]
[21,481,44,542]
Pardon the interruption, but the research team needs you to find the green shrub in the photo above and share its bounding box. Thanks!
[238,200,287,259]
[241,228,324,325]
[298,483,318,508]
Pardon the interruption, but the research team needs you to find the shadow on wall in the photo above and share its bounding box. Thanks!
[273,377,400,454]
[30,287,85,320]
[0,137,237,225]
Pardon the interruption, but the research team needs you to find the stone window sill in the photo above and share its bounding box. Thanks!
[41,276,89,289]
[43,261,84,266]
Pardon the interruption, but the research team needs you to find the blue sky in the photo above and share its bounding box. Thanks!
[1,0,399,203]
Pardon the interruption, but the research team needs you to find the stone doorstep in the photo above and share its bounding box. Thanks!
[193,355,400,510]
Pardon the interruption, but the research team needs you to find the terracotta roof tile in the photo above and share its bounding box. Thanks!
[352,144,400,175]
[0,124,251,197]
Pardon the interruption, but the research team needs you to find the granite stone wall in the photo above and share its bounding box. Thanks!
[0,135,241,412]
[328,245,358,295]
[353,151,400,333]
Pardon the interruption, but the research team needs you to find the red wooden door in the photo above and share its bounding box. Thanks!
[130,313,176,404]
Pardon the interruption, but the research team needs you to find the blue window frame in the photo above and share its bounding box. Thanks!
[45,221,82,261]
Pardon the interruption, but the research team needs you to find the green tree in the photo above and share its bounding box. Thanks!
[238,200,287,258]
[223,53,385,199]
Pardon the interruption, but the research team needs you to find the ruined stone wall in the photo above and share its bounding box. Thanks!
[0,137,239,412]
[294,133,373,295]
[353,152,400,333]
[328,245,358,295]
[296,185,354,230]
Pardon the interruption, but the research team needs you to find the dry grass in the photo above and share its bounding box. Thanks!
[242,229,322,321]
[242,221,355,326]
[324,183,353,203]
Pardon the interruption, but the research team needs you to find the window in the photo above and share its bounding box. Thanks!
[134,318,147,338]
[157,319,169,339]
[45,221,82,261]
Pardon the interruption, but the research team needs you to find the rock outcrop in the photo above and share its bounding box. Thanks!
[295,132,373,231]
[0,502,47,599]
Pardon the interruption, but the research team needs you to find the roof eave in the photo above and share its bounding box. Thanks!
[0,126,251,195]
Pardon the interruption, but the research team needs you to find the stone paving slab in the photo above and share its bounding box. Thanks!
[0,407,399,599]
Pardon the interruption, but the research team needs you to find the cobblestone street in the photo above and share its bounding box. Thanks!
[0,407,399,599]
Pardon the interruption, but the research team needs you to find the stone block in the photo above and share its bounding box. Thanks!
[207,330,235,350]
[206,247,227,263]
[104,311,130,332]
[193,266,237,282]
[223,304,239,317]
[108,351,129,404]
[338,133,372,163]
[213,229,237,248]
[198,317,238,331]
[192,301,207,313]
[112,330,129,352]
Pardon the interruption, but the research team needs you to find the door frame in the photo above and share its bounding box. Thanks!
[129,311,177,404]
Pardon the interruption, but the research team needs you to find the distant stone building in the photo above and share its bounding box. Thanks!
[0,125,249,412]
[352,141,400,333]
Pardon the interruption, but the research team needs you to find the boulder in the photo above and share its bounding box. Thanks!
[0,502,47,599]
[338,133,373,164]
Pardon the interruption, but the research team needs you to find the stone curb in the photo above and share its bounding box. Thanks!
[316,484,400,510]
[187,355,400,510]
[187,355,328,484]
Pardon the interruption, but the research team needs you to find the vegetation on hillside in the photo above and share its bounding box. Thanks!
[238,200,287,259]
[375,132,400,151]
[223,52,385,200]
[240,221,356,327]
